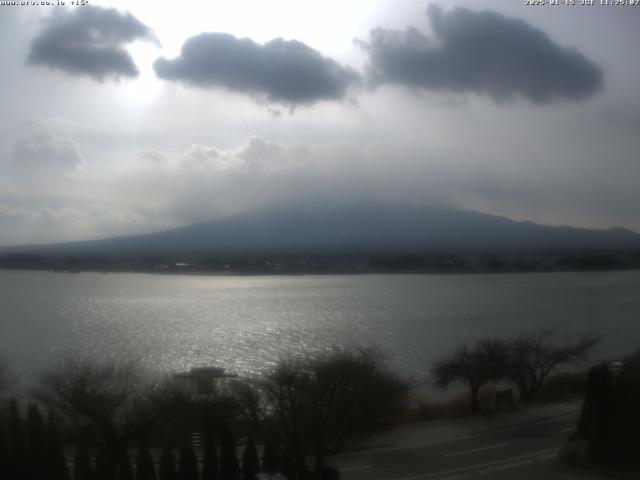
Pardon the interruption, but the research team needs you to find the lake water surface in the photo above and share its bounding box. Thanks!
[1,270,639,388]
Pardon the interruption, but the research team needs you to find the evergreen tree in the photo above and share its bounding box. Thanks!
[261,443,278,474]
[116,449,135,480]
[0,413,10,479]
[27,403,47,479]
[279,458,295,480]
[74,443,95,480]
[45,412,71,480]
[159,447,178,480]
[242,435,259,480]
[202,430,219,480]
[178,437,199,480]
[95,453,116,480]
[136,440,157,480]
[219,425,240,480]
[9,399,28,479]
[577,357,640,466]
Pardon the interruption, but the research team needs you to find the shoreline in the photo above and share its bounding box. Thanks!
[1,266,639,276]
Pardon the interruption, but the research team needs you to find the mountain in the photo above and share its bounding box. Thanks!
[2,204,640,257]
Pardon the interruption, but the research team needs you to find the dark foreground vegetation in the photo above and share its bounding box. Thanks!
[432,330,598,414]
[0,331,637,479]
[0,349,407,480]
[560,349,640,470]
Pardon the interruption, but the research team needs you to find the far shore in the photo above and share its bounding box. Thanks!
[1,265,640,277]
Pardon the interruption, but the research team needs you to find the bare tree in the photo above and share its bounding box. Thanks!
[506,330,598,403]
[237,348,408,479]
[432,339,508,414]
[33,356,184,465]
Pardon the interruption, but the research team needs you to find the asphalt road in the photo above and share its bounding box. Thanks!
[332,412,583,480]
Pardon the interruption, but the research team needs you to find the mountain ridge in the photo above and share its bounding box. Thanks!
[2,203,640,257]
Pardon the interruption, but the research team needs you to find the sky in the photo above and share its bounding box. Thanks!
[0,0,639,246]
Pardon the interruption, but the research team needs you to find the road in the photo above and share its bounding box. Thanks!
[332,412,588,480]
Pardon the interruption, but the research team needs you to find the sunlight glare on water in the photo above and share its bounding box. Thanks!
[1,270,639,388]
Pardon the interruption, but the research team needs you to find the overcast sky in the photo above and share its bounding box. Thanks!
[1,0,639,246]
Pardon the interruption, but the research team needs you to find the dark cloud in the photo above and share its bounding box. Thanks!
[28,6,156,80]
[358,5,603,103]
[153,33,358,105]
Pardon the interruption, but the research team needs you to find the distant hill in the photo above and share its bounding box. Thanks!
[2,204,640,257]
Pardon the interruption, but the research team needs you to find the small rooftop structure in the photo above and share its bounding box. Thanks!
[173,367,238,395]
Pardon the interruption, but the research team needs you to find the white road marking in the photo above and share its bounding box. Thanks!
[562,427,575,432]
[436,474,471,480]
[470,412,579,437]
[394,448,559,480]
[536,453,558,461]
[353,412,578,455]
[339,465,371,472]
[444,442,508,457]
[478,459,532,474]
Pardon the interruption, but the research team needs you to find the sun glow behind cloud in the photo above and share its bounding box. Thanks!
[83,0,380,108]
[98,0,377,59]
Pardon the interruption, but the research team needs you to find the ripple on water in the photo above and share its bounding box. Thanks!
[1,270,640,387]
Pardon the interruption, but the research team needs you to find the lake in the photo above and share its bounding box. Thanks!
[1,269,639,389]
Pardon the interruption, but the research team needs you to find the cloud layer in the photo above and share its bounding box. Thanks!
[28,6,155,80]
[12,118,83,172]
[2,122,640,246]
[358,5,603,103]
[154,33,358,105]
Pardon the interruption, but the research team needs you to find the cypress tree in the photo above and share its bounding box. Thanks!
[45,412,71,480]
[261,443,278,474]
[0,413,10,479]
[577,363,611,461]
[578,358,640,466]
[136,440,157,480]
[618,358,640,465]
[9,399,28,479]
[202,430,219,480]
[95,452,116,480]
[178,437,199,480]
[279,458,295,480]
[27,403,47,479]
[116,449,135,480]
[159,446,178,480]
[219,425,240,480]
[242,435,260,480]
[74,443,95,480]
